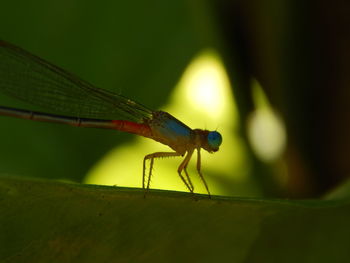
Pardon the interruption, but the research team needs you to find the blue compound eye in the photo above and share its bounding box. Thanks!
[207,131,222,150]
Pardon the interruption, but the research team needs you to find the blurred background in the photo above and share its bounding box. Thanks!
[0,0,349,198]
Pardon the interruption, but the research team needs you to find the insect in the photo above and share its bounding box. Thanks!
[0,39,222,197]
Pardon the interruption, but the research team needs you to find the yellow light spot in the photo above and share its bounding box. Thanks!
[247,79,287,162]
[183,57,228,118]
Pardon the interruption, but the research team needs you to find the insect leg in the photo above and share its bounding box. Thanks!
[143,152,182,191]
[196,149,211,198]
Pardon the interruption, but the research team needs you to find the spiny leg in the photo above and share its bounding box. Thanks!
[196,149,211,198]
[183,161,194,192]
[147,157,155,190]
[177,149,195,193]
[143,152,182,192]
[142,157,148,189]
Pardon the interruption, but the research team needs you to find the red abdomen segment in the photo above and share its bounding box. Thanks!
[112,120,153,138]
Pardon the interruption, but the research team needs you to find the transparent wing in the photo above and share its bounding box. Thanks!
[0,40,153,122]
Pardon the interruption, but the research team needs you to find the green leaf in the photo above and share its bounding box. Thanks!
[324,178,350,200]
[1,176,349,263]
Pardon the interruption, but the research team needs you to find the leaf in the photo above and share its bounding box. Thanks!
[0,176,349,263]
[324,177,350,200]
